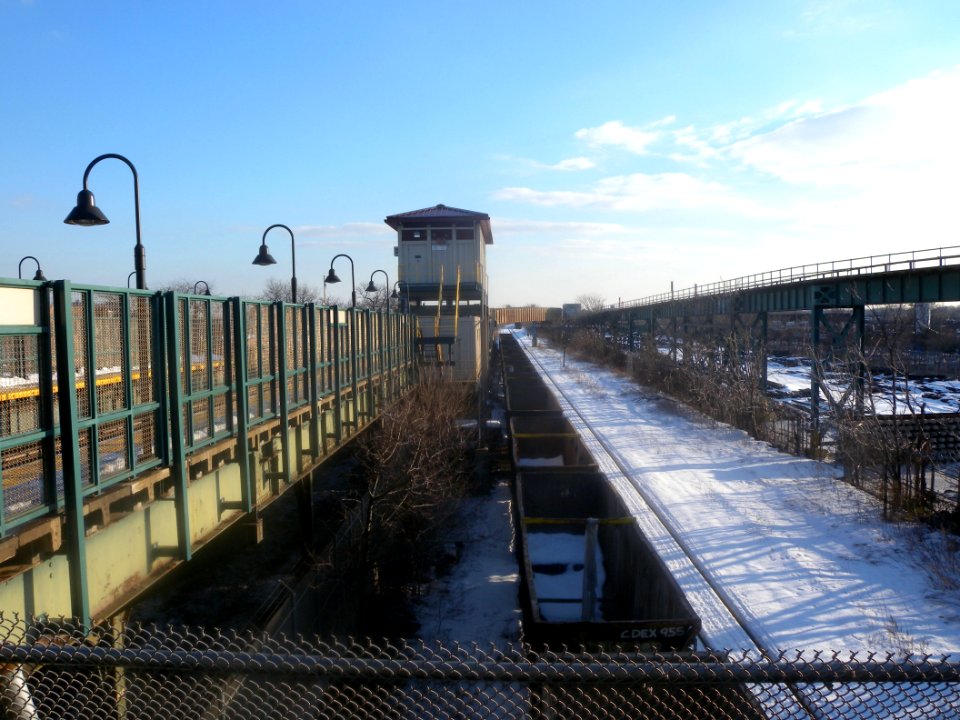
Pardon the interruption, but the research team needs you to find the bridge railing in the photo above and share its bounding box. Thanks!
[0,278,414,542]
[613,244,960,309]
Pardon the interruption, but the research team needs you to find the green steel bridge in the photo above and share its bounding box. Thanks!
[0,278,416,623]
[581,245,960,434]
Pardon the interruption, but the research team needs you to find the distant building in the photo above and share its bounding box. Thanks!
[385,204,493,385]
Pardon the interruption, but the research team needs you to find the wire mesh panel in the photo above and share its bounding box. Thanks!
[92,292,125,417]
[130,293,155,406]
[340,309,354,388]
[1,619,959,720]
[244,302,277,426]
[65,287,163,497]
[71,290,92,421]
[1,442,46,518]
[0,285,57,530]
[314,307,333,398]
[283,305,308,411]
[177,296,233,451]
[0,336,42,436]
[355,311,369,382]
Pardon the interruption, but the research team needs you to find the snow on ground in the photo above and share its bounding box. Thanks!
[524,333,960,654]
[416,330,960,655]
[767,356,960,414]
[413,477,522,643]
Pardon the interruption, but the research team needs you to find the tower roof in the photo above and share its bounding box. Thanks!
[384,204,493,244]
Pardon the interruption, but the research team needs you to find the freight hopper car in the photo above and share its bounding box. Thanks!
[499,332,701,650]
[514,471,700,650]
[509,414,599,473]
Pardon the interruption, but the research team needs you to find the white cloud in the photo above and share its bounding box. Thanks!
[493,65,960,303]
[728,66,960,188]
[536,156,597,171]
[574,120,661,155]
[495,171,771,216]
[492,218,629,236]
[7,194,36,209]
[790,0,893,37]
[296,222,391,239]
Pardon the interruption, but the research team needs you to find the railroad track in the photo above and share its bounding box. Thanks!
[517,332,820,719]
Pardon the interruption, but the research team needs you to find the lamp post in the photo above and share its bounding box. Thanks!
[193,280,211,296]
[252,223,297,303]
[365,269,390,310]
[65,153,146,290]
[18,255,46,281]
[325,253,356,309]
[127,271,136,288]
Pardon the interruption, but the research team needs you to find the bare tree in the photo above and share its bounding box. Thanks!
[155,278,217,295]
[353,372,474,599]
[576,293,607,312]
[357,283,392,311]
[259,278,322,303]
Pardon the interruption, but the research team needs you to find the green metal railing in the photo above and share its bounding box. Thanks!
[612,244,960,310]
[0,277,415,620]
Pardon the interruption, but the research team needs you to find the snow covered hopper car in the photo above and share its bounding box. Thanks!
[515,471,701,650]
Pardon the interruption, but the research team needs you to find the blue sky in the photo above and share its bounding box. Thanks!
[2,1,959,307]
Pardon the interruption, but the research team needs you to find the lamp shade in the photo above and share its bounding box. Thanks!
[33,268,47,281]
[365,280,377,292]
[325,268,341,284]
[252,244,277,266]
[64,189,110,226]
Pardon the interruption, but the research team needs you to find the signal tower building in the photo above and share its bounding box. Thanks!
[385,204,493,386]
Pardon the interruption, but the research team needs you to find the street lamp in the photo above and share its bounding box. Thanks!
[252,224,297,303]
[127,271,136,288]
[325,253,356,309]
[193,280,211,296]
[365,269,390,310]
[18,255,46,281]
[65,153,147,290]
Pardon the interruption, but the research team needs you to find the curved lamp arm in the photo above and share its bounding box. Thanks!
[326,253,356,308]
[18,255,46,281]
[66,153,145,290]
[366,269,389,291]
[366,269,390,310]
[261,224,297,303]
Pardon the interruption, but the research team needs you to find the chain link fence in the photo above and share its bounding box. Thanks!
[1,617,958,719]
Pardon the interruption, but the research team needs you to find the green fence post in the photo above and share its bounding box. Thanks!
[332,306,343,444]
[365,309,374,419]
[307,303,320,461]
[231,299,254,512]
[276,302,291,487]
[52,280,91,625]
[163,291,193,561]
[350,308,360,431]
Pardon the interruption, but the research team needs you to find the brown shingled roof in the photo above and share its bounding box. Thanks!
[384,203,493,244]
